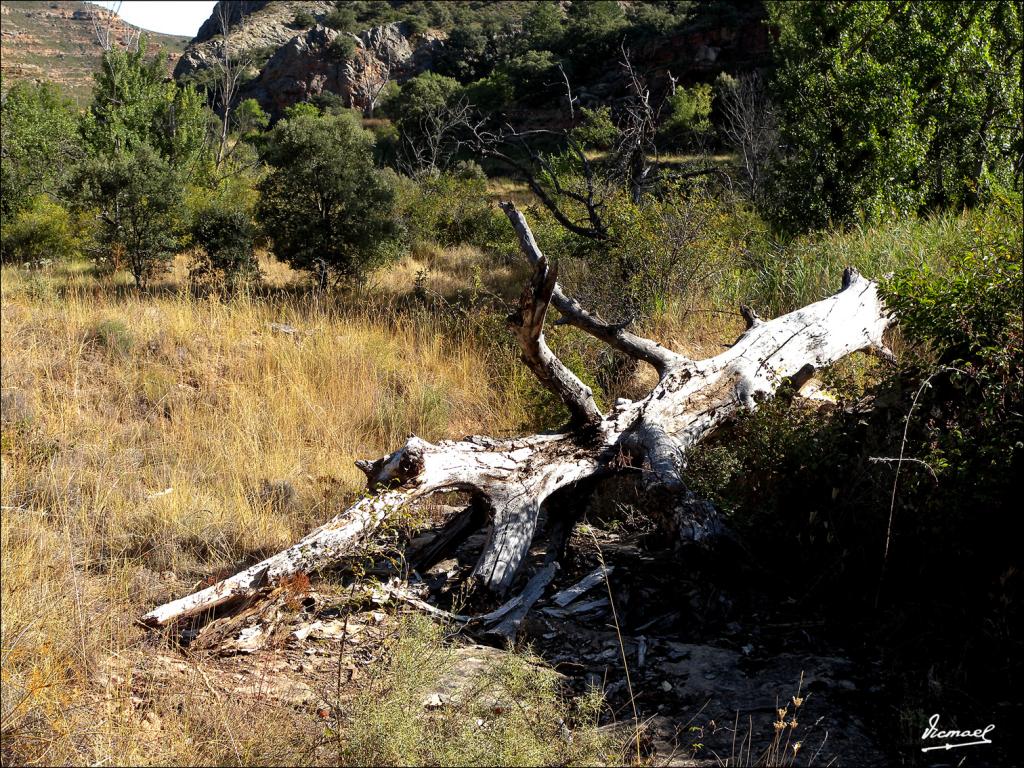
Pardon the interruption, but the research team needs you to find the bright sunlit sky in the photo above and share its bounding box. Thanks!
[89,1,217,38]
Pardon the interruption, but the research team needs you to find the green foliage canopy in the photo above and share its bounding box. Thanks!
[83,36,210,168]
[767,0,1023,229]
[256,110,398,279]
[0,81,82,228]
[72,143,186,288]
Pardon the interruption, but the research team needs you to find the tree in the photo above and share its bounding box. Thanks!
[387,72,473,175]
[83,35,210,169]
[256,110,398,280]
[142,203,896,636]
[0,81,82,228]
[73,144,185,289]
[715,72,777,205]
[209,2,254,169]
[767,0,1023,229]
[520,2,564,52]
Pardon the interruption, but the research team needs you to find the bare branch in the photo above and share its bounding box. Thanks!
[507,239,604,428]
[500,202,685,377]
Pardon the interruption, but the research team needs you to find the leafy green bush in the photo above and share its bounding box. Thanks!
[766,1,1022,229]
[1,196,80,266]
[189,203,260,294]
[735,206,986,317]
[532,181,738,324]
[882,196,1022,488]
[257,110,398,280]
[291,10,315,29]
[882,202,1023,363]
[570,106,618,151]
[324,7,357,31]
[328,34,357,61]
[659,84,713,149]
[395,173,509,251]
[337,615,611,766]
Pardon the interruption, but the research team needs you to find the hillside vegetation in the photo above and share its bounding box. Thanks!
[0,1,188,105]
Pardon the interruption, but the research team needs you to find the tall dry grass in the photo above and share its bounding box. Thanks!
[0,253,551,765]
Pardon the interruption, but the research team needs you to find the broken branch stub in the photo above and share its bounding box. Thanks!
[141,202,894,631]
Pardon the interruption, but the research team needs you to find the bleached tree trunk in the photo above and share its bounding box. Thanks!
[141,203,894,629]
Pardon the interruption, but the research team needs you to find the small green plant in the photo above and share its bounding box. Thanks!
[1,196,79,265]
[570,106,618,150]
[87,318,134,355]
[291,9,316,29]
[189,202,260,294]
[328,34,357,61]
[335,615,612,766]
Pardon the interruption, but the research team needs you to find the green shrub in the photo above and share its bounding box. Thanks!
[86,318,134,356]
[189,203,260,294]
[395,173,509,251]
[324,7,357,31]
[291,10,315,29]
[1,196,79,265]
[257,110,398,280]
[570,106,618,150]
[735,206,986,317]
[328,34,357,61]
[337,615,611,766]
[659,84,713,149]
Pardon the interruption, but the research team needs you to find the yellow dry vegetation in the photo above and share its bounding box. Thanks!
[1,252,613,765]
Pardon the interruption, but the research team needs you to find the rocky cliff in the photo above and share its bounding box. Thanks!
[173,1,770,120]
[173,1,441,118]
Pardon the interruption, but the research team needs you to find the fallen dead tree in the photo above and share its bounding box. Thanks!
[141,202,893,632]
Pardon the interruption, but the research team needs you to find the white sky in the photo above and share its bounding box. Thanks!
[89,1,217,38]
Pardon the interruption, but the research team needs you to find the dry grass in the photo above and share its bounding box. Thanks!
[0,233,754,764]
[0,252,559,765]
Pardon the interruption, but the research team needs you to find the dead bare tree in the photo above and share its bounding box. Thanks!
[92,1,138,53]
[212,3,252,169]
[141,202,895,633]
[396,95,476,177]
[350,49,393,118]
[616,45,662,204]
[717,72,777,204]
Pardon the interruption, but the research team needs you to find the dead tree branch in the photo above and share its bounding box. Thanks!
[142,205,895,632]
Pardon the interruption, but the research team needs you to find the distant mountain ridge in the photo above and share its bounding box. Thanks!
[0,0,189,104]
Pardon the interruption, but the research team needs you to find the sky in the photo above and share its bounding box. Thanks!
[89,1,217,38]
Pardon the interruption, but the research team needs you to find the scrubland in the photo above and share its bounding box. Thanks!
[1,200,1016,765]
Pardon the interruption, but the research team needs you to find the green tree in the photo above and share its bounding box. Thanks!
[767,0,1023,229]
[73,144,185,288]
[256,110,398,279]
[83,36,210,168]
[520,2,564,52]
[0,81,82,228]
[386,72,463,126]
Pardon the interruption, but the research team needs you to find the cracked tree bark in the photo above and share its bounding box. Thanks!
[140,202,894,630]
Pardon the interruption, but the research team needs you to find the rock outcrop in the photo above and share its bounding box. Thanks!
[174,2,442,119]
[250,22,442,115]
